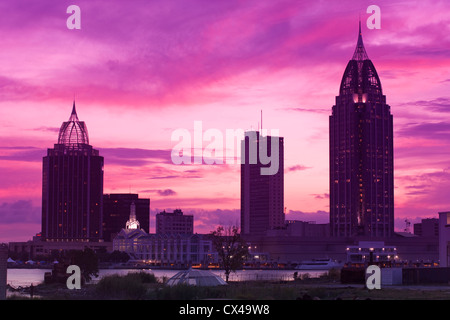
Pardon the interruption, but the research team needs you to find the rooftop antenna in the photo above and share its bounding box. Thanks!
[358,12,362,37]
[261,110,263,133]
[404,219,411,233]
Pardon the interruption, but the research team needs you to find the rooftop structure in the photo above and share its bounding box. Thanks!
[57,101,89,147]
[166,269,227,286]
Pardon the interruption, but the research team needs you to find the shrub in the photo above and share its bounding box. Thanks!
[126,271,158,284]
[94,272,156,299]
[326,268,341,281]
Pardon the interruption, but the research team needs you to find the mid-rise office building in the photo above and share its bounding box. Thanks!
[155,209,193,235]
[414,218,439,237]
[241,131,284,235]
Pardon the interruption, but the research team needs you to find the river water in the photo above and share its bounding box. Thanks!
[6,268,327,288]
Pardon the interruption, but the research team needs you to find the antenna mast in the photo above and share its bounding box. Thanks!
[260,110,263,133]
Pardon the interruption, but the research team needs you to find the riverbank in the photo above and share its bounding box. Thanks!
[7,267,322,288]
[6,269,450,300]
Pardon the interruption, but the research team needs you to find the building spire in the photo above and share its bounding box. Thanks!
[69,100,79,121]
[352,19,369,61]
[359,16,362,36]
[126,201,140,230]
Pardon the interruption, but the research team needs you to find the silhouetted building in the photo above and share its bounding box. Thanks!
[0,244,7,300]
[42,103,104,242]
[439,212,450,267]
[414,218,439,237]
[103,194,150,241]
[329,23,394,238]
[284,220,330,238]
[156,209,193,235]
[241,131,284,235]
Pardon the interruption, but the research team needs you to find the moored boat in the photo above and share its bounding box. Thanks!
[295,258,344,270]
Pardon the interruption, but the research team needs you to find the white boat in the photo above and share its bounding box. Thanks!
[295,258,344,270]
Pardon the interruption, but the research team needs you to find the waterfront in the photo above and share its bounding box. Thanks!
[6,268,327,288]
[7,267,450,301]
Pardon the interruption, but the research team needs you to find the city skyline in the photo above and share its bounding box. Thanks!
[1,0,450,243]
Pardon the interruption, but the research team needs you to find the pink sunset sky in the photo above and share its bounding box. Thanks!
[1,0,450,243]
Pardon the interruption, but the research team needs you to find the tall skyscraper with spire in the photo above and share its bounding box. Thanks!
[329,23,394,238]
[41,102,104,242]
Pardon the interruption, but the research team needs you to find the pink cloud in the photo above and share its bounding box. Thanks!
[1,0,450,242]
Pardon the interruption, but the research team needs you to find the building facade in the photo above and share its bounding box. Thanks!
[0,244,7,300]
[346,241,398,264]
[329,24,394,238]
[155,209,193,235]
[241,131,284,235]
[103,194,150,241]
[414,218,439,237]
[8,240,112,260]
[438,212,450,267]
[41,103,104,242]
[113,229,214,267]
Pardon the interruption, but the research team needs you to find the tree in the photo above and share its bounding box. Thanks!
[68,248,99,282]
[108,250,130,263]
[210,225,248,282]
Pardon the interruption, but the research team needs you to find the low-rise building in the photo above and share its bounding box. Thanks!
[346,241,398,264]
[8,238,112,260]
[113,229,215,268]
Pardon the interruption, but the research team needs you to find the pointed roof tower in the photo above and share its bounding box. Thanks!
[57,101,90,147]
[339,21,382,96]
[352,19,369,61]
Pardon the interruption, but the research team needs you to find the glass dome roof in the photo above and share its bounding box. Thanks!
[57,102,89,147]
[166,269,228,287]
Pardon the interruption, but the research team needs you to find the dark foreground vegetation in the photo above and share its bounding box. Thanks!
[7,270,450,300]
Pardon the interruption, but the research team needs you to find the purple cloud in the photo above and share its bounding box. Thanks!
[140,189,177,197]
[0,200,41,224]
[285,164,311,173]
[401,97,450,113]
[285,210,329,224]
[283,107,329,114]
[0,146,45,162]
[100,148,172,166]
[397,122,450,140]
[311,193,329,200]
